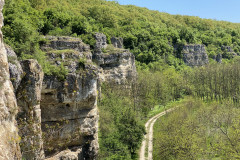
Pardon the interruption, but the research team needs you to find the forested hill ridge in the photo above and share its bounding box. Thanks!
[3,0,240,69]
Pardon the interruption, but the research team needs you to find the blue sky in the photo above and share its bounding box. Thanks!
[113,0,240,23]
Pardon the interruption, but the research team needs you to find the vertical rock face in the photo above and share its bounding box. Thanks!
[0,0,22,159]
[182,44,209,66]
[111,37,123,49]
[6,45,23,91]
[94,33,107,54]
[93,33,137,84]
[41,36,99,159]
[16,60,45,160]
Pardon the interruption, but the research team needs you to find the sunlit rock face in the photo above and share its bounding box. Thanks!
[40,36,99,159]
[182,44,209,66]
[93,33,137,84]
[0,0,22,159]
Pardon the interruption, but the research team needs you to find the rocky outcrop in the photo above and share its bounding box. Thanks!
[93,33,137,84]
[7,45,45,160]
[212,54,222,63]
[221,46,237,59]
[94,33,107,54]
[111,37,123,49]
[41,36,99,159]
[2,31,136,159]
[16,60,45,160]
[6,45,23,91]
[182,44,209,66]
[0,0,22,159]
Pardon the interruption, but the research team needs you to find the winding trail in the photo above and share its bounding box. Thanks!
[139,108,176,160]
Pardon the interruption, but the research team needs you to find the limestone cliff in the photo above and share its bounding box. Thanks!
[0,0,21,159]
[3,32,136,159]
[182,44,209,66]
[41,36,99,159]
[93,33,137,84]
[17,60,45,159]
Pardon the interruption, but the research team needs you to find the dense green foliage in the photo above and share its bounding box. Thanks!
[98,83,144,159]
[153,61,240,159]
[154,98,240,159]
[98,64,188,159]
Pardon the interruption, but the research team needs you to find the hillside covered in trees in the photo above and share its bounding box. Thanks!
[4,0,240,159]
[4,0,240,68]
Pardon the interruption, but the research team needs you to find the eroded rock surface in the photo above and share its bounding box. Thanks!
[182,44,209,66]
[93,33,137,84]
[16,59,45,159]
[6,45,23,91]
[111,37,123,49]
[0,0,22,159]
[94,33,107,54]
[41,36,99,159]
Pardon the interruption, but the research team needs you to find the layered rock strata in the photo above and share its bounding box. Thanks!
[41,36,99,159]
[3,32,136,159]
[0,0,21,159]
[93,33,137,84]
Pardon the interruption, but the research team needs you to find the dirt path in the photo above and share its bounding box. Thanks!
[139,108,176,160]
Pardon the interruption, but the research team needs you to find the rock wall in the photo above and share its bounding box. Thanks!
[93,33,137,84]
[0,0,22,159]
[182,44,209,66]
[41,36,99,159]
[2,31,136,159]
[16,60,45,159]
[7,47,45,159]
[111,37,123,49]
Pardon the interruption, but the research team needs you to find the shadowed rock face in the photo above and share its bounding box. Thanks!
[7,46,45,159]
[212,54,222,63]
[182,44,209,66]
[6,45,23,91]
[111,37,123,49]
[41,36,99,159]
[0,0,22,159]
[16,59,45,160]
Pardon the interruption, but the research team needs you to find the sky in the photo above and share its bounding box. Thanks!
[113,0,240,23]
